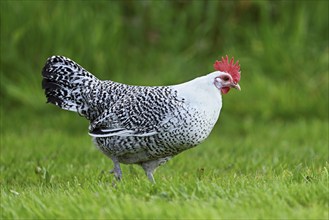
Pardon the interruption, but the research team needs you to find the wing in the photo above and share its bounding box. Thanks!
[88,86,185,137]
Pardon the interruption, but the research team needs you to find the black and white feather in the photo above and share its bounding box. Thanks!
[42,55,224,182]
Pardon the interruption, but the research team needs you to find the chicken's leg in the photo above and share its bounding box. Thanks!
[141,162,156,183]
[141,157,172,183]
[110,157,122,180]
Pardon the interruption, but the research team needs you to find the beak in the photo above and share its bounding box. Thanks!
[231,82,241,91]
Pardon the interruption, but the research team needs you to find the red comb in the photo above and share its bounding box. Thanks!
[213,55,241,83]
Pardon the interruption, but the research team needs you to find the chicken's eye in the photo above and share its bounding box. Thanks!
[221,76,229,81]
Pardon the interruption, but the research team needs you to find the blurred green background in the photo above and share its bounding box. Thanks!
[1,0,328,122]
[0,1,328,218]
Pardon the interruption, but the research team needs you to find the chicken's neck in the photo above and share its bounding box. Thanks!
[171,74,223,123]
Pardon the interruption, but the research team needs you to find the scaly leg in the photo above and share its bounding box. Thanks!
[141,157,172,183]
[141,162,156,183]
[110,157,122,180]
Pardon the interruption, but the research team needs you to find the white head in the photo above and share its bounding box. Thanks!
[212,56,241,95]
[213,71,241,94]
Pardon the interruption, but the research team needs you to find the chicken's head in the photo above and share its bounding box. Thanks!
[213,56,241,94]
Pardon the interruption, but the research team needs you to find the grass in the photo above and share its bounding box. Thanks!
[0,110,328,219]
[1,0,328,219]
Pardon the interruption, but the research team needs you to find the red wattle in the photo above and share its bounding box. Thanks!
[221,87,230,94]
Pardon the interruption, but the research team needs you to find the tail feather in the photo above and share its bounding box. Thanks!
[42,55,100,117]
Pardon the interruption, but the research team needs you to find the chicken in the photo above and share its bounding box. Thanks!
[42,55,241,182]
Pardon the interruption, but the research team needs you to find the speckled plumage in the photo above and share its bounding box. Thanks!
[42,55,240,182]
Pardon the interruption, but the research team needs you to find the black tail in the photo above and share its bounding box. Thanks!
[42,56,100,117]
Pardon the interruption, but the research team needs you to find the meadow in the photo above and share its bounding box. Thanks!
[1,1,328,219]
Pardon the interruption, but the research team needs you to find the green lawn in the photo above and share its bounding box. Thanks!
[1,1,328,219]
[0,110,328,219]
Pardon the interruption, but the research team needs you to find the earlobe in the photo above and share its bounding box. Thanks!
[214,78,221,90]
[214,76,221,87]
